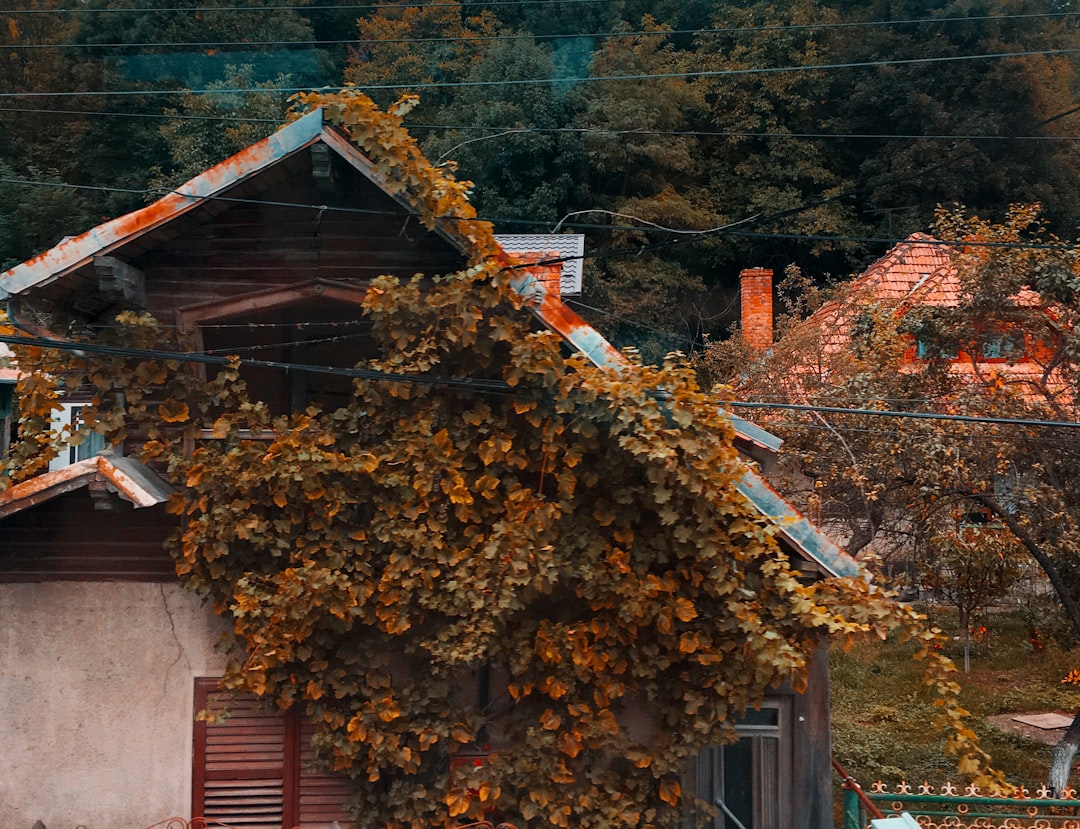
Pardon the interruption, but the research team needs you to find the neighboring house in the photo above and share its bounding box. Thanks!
[0,109,856,829]
[738,234,1055,392]
[735,233,1060,567]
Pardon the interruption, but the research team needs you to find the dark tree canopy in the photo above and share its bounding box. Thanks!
[4,0,1080,350]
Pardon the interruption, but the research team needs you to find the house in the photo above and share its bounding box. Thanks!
[738,234,1057,392]
[0,107,857,829]
[734,232,1067,566]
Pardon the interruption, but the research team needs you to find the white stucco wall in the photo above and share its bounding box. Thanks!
[0,581,229,829]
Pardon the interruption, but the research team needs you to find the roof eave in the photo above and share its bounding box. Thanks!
[0,109,328,298]
[0,454,174,519]
[735,470,858,579]
[507,274,857,579]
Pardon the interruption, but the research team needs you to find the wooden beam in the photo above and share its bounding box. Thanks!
[310,143,341,197]
[176,279,370,330]
[94,255,147,309]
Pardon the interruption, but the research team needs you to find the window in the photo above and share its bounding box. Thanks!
[979,332,1024,361]
[192,678,351,829]
[915,338,959,361]
[684,698,793,829]
[47,404,107,472]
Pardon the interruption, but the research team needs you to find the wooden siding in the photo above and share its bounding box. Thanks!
[134,151,467,318]
[0,490,175,581]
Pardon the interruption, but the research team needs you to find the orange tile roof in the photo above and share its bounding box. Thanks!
[790,232,1065,405]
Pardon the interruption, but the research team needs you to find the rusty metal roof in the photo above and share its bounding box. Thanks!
[0,454,174,519]
[1,110,328,298]
[0,107,855,580]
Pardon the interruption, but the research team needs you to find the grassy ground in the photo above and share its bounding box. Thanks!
[830,605,1080,790]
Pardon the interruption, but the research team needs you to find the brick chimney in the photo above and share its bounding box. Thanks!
[739,267,774,349]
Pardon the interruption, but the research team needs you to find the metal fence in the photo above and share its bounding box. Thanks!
[841,780,1080,829]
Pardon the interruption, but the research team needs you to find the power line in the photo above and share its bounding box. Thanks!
[0,332,515,394]
[564,299,703,349]
[7,11,1079,49]
[0,105,281,123]
[7,106,1080,144]
[4,0,616,13]
[4,177,1080,257]
[722,230,1080,251]
[5,44,1080,97]
[725,401,1080,429]
[4,331,1079,431]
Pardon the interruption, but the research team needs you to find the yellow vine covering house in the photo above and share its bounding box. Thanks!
[0,91,1001,829]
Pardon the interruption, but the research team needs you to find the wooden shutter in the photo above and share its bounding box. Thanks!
[193,678,350,829]
[193,678,291,829]
[297,719,352,827]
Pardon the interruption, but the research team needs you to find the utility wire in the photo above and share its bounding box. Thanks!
[7,106,1080,144]
[5,44,1080,97]
[3,177,1080,258]
[0,332,515,394]
[5,0,618,13]
[725,401,1080,429]
[7,11,1079,49]
[4,331,1080,430]
[564,299,703,349]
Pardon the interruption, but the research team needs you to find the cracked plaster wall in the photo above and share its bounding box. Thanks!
[0,582,229,829]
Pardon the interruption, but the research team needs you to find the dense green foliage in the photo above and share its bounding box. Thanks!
[4,1,1080,353]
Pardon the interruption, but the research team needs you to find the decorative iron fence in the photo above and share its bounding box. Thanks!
[841,781,1080,829]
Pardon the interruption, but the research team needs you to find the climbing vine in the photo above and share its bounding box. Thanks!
[1,90,1009,828]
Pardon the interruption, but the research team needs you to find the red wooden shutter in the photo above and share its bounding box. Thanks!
[193,678,293,828]
[297,719,353,827]
[193,678,351,829]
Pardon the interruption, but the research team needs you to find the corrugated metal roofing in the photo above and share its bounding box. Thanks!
[495,234,584,295]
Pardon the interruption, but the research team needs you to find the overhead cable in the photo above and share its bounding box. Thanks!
[6,106,1080,143]
[2,176,1079,257]
[0,332,514,394]
[4,44,1080,97]
[3,332,1079,430]
[6,0,617,13]
[725,401,1080,429]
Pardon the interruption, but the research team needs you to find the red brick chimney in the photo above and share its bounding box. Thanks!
[739,267,774,349]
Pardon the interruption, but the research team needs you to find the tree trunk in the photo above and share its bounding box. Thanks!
[958,607,971,674]
[1049,708,1080,794]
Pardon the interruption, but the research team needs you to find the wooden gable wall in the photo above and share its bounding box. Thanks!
[0,491,176,581]
[129,147,468,318]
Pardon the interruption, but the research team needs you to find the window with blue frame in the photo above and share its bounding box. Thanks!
[979,331,1024,360]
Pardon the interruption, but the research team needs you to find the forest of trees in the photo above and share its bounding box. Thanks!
[4,0,1080,356]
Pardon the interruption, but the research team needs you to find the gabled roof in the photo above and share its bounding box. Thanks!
[848,232,956,306]
[0,454,173,519]
[801,234,955,353]
[0,108,856,579]
[802,232,1045,359]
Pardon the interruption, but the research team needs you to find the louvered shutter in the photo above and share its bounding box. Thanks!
[193,678,292,829]
[193,678,350,829]
[298,719,352,827]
